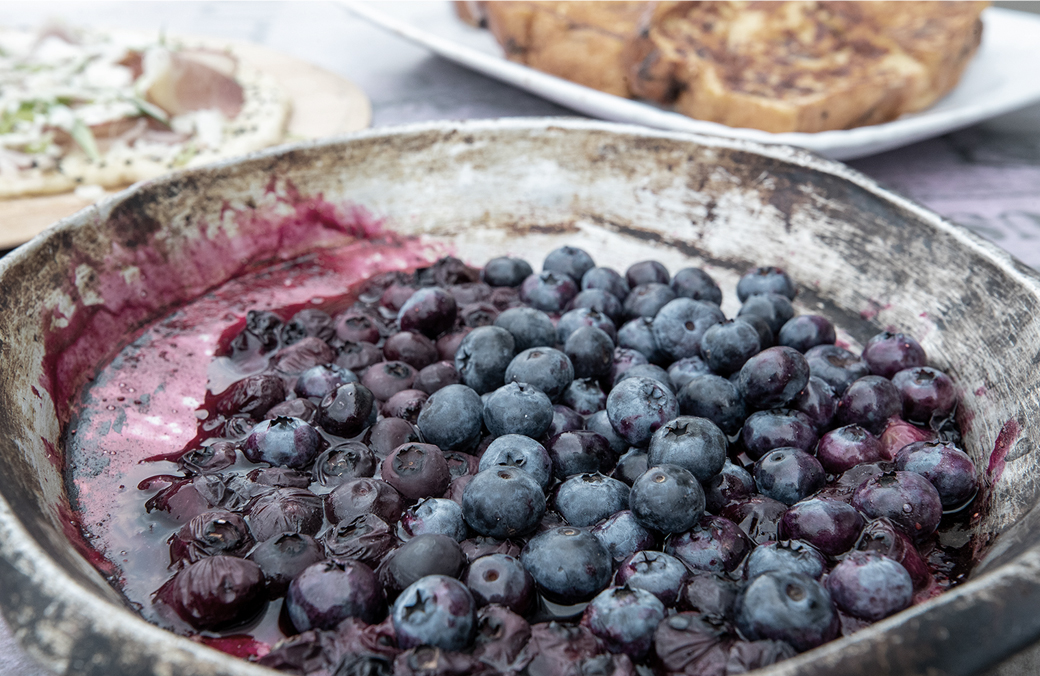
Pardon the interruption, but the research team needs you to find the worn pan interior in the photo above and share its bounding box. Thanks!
[2,119,1040,676]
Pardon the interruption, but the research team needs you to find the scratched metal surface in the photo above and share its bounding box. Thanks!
[2,119,1040,675]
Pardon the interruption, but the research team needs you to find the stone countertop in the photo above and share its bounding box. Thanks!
[2,2,1040,674]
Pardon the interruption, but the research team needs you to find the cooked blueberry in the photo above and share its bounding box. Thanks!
[561,378,607,416]
[826,551,913,621]
[735,571,837,652]
[483,257,534,287]
[398,287,458,338]
[624,283,676,320]
[392,575,476,651]
[215,373,286,419]
[606,376,678,448]
[670,267,722,305]
[264,398,319,425]
[555,473,630,527]
[737,293,794,336]
[630,464,705,534]
[615,550,689,606]
[737,347,810,411]
[462,466,546,538]
[494,306,557,352]
[836,375,902,435]
[243,416,322,470]
[444,451,480,480]
[652,613,729,673]
[381,282,419,314]
[459,301,500,328]
[753,448,826,505]
[232,309,283,356]
[399,497,468,541]
[322,513,400,567]
[169,510,255,566]
[521,526,612,604]
[895,440,978,510]
[582,586,665,658]
[365,417,422,459]
[460,536,522,564]
[590,510,655,562]
[547,404,586,438]
[677,374,747,436]
[704,461,755,514]
[520,271,579,314]
[245,487,322,542]
[414,360,461,395]
[666,514,753,574]
[472,604,532,671]
[286,559,385,631]
[790,376,838,431]
[816,424,883,474]
[335,340,384,373]
[437,329,472,361]
[855,517,932,590]
[424,256,481,286]
[648,416,727,482]
[381,442,451,501]
[778,315,835,353]
[319,382,376,438]
[480,434,553,490]
[739,408,818,461]
[155,555,266,631]
[484,381,554,438]
[804,344,870,396]
[324,478,405,525]
[779,497,864,556]
[722,495,789,545]
[853,469,943,540]
[246,533,324,598]
[378,534,467,598]
[744,540,825,581]
[294,364,358,401]
[863,331,927,379]
[363,361,419,402]
[178,441,237,475]
[382,331,438,371]
[382,389,429,424]
[280,308,334,346]
[564,326,615,380]
[677,572,739,620]
[700,320,761,376]
[449,282,493,307]
[417,384,484,452]
[821,462,892,504]
[892,366,958,424]
[617,317,666,364]
[335,310,383,344]
[465,554,536,614]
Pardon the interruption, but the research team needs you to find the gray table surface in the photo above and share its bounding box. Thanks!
[2,2,1040,674]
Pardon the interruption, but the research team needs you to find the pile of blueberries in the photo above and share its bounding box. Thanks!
[142,247,978,676]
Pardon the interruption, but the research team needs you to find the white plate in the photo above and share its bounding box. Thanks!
[344,2,1040,160]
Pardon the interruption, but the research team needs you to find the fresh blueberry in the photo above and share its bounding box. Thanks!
[777,315,836,353]
[753,448,826,505]
[586,410,630,456]
[863,331,927,379]
[392,575,476,651]
[804,344,870,396]
[480,434,553,490]
[505,347,575,402]
[853,470,944,541]
[590,510,655,562]
[677,374,747,436]
[246,533,324,598]
[735,571,837,652]
[615,550,690,606]
[739,408,818,461]
[648,416,727,482]
[483,381,554,438]
[483,257,534,287]
[462,467,546,538]
[547,404,586,438]
[564,326,615,380]
[617,317,666,364]
[561,378,607,416]
[287,559,385,631]
[666,514,753,574]
[700,320,761,376]
[243,416,322,470]
[624,283,677,320]
[494,306,557,352]
[555,473,631,527]
[294,364,358,400]
[520,271,579,313]
[544,246,596,282]
[454,326,516,395]
[155,556,266,630]
[570,289,624,325]
[744,540,826,581]
[704,461,755,514]
[667,355,712,391]
[399,497,468,542]
[629,464,705,534]
[816,424,884,474]
[737,293,794,336]
[895,440,978,510]
[614,363,673,392]
[836,375,902,435]
[381,442,452,501]
[825,551,913,621]
[606,376,679,448]
[670,267,722,305]
[651,298,725,362]
[737,347,810,411]
[738,315,775,350]
[582,266,630,299]
[626,260,671,287]
[417,384,484,452]
[521,526,613,604]
[779,497,865,556]
[790,376,838,431]
[378,534,467,598]
[558,307,617,344]
[582,586,666,658]
[736,266,796,301]
[892,366,958,424]
[465,554,536,614]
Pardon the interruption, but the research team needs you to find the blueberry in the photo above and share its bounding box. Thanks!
[590,510,655,562]
[437,329,472,362]
[287,559,385,631]
[169,510,255,566]
[617,317,666,364]
[626,260,671,287]
[677,572,738,620]
[555,473,631,527]
[246,533,324,598]
[460,536,522,564]
[324,478,405,525]
[294,364,358,400]
[855,517,932,590]
[651,299,725,362]
[378,534,467,598]
[738,314,775,350]
[381,442,452,501]
[215,373,286,419]
[647,416,727,482]
[779,497,865,556]
[459,301,500,328]
[704,461,755,514]
[736,267,796,302]
[280,308,334,346]
[722,495,789,545]
[666,514,753,574]
[155,556,266,631]
[753,448,826,505]
[454,326,516,395]
[737,293,794,336]
[804,344,869,396]
[561,378,607,416]
[614,363,673,392]
[582,266,630,299]
[836,375,902,435]
[247,487,324,542]
[892,366,958,424]
[624,283,677,320]
[547,404,586,438]
[243,416,322,469]
[863,331,927,379]
[380,389,428,424]
[586,410,629,456]
[739,408,818,461]
[335,340,384,373]
[494,306,557,352]
[462,467,546,538]
[667,355,712,391]
[392,575,476,651]
[790,376,838,431]
[558,307,617,344]
[414,360,461,395]
[582,586,666,658]
[521,526,613,604]
[399,497,468,541]
[777,315,836,353]
[384,331,439,371]
[520,271,579,313]
[735,571,837,652]
[178,442,238,475]
[629,464,705,534]
[544,246,596,282]
[483,381,554,438]
[335,309,383,344]
[699,320,760,375]
[564,326,616,380]
[737,347,810,411]
[472,604,533,671]
[895,440,978,510]
[465,554,536,614]
[744,540,826,581]
[670,267,722,305]
[417,384,484,452]
[483,257,534,287]
[480,434,553,490]
[505,347,575,402]
[825,551,913,621]
[322,514,400,567]
[853,469,943,540]
[677,374,747,436]
[606,376,679,448]
[614,550,690,606]
[449,281,493,306]
[652,613,729,673]
[398,287,458,338]
[611,449,650,486]
[570,289,624,325]
[365,417,422,459]
[816,424,884,474]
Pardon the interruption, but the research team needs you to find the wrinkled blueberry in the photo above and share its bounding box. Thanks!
[722,496,789,545]
[170,510,254,566]
[382,389,429,424]
[243,416,322,470]
[155,556,266,631]
[562,378,608,416]
[215,373,286,419]
[323,513,400,567]
[677,573,738,620]
[247,487,324,542]
[325,478,405,525]
[246,533,324,598]
[666,514,753,574]
[399,497,468,541]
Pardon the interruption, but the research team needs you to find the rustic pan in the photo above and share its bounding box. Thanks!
[1,119,1039,676]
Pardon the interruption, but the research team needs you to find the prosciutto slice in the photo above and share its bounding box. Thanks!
[146,49,244,119]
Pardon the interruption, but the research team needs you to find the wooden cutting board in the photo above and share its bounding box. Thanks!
[0,37,372,250]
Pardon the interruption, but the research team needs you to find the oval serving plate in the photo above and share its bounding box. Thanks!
[2,119,1040,676]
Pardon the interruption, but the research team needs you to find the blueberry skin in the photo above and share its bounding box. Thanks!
[465,554,535,614]
[704,461,755,515]
[626,260,671,287]
[462,467,546,539]
[480,435,553,490]
[739,409,818,461]
[862,331,927,379]
[651,298,725,362]
[624,283,677,320]
[505,347,575,402]
[778,315,836,353]
[520,271,579,314]
[398,287,458,338]
[816,424,884,474]
[399,498,468,542]
[246,533,325,599]
[544,246,596,282]
[581,586,666,658]
[482,257,534,287]
[853,470,943,540]
[615,550,690,606]
[247,487,324,542]
[668,356,712,391]
[666,514,753,574]
[615,363,673,392]
[606,376,679,448]
[454,326,516,395]
[629,464,705,534]
[779,497,865,556]
[736,267,797,302]
[856,517,932,590]
[895,441,978,510]
[825,551,913,621]
[295,364,358,400]
[570,289,624,325]
[737,293,795,336]
[324,478,405,526]
[804,344,870,397]
[677,374,747,437]
[286,559,386,631]
[744,540,826,581]
[753,448,826,506]
[617,317,666,364]
[417,384,484,452]
[791,376,838,431]
[561,378,607,416]
[582,266,630,299]
[414,360,461,395]
[558,308,617,344]
[319,382,376,438]
[647,416,727,482]
[243,416,322,469]
[612,449,650,486]
[735,571,838,652]
[836,375,902,435]
[587,410,630,456]
[483,382,554,438]
[521,526,613,604]
[677,572,739,619]
[554,473,631,527]
[737,347,810,411]
[494,307,557,352]
[392,575,476,651]
[723,495,789,545]
[565,326,616,380]
[590,510,656,562]
[892,366,958,424]
[670,267,722,305]
[700,320,762,376]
